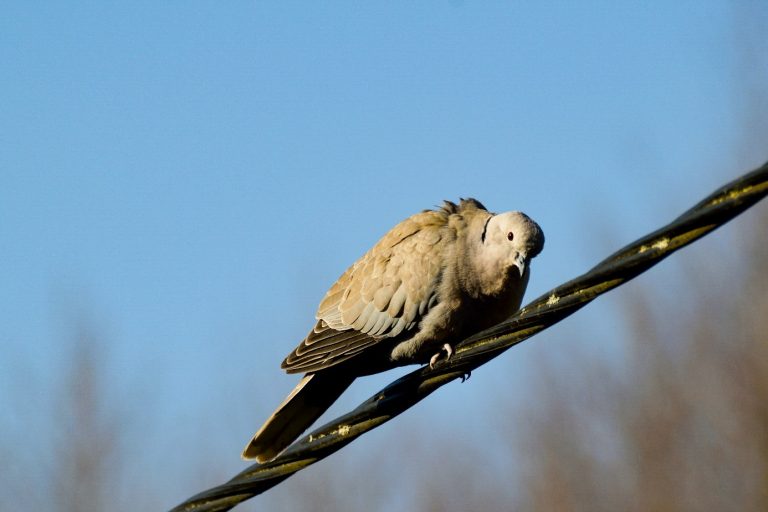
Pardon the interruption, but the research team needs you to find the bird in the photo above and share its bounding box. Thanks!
[242,198,544,462]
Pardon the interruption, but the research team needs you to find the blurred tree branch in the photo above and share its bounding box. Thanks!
[515,203,768,511]
[173,160,768,512]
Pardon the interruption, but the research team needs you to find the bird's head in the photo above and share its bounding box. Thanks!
[480,211,545,280]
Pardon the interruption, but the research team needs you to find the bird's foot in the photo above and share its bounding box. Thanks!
[429,343,454,369]
[461,371,471,383]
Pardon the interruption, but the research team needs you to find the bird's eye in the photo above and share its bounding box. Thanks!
[507,231,514,241]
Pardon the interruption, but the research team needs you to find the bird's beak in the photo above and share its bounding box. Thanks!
[514,253,527,278]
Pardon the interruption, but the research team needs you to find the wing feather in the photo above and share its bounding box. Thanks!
[281,210,449,373]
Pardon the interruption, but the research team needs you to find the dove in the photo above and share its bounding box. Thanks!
[243,198,544,462]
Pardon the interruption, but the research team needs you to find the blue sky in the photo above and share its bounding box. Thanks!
[1,2,766,509]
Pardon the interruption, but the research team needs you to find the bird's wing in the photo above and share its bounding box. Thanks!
[282,210,449,373]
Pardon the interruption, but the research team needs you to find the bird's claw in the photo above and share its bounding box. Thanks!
[461,371,471,383]
[429,343,454,369]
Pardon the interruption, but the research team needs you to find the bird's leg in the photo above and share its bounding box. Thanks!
[429,343,454,369]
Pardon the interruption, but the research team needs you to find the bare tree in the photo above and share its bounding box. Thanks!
[51,325,118,512]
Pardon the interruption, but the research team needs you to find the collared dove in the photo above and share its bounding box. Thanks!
[243,198,544,462]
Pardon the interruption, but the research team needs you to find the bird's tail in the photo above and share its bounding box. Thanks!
[241,371,355,462]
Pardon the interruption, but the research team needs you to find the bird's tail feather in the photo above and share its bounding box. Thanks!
[241,372,355,462]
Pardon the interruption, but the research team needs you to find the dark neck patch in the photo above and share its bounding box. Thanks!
[480,215,492,243]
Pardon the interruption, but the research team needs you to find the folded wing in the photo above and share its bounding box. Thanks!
[282,210,449,373]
